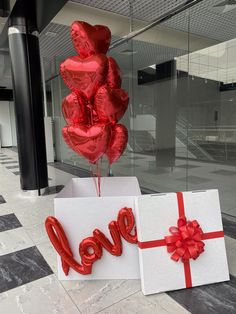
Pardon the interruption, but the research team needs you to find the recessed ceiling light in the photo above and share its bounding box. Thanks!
[148,64,156,69]
[45,31,57,37]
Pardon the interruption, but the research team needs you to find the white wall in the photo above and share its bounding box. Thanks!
[0,101,13,147]
[44,116,54,163]
[9,101,17,146]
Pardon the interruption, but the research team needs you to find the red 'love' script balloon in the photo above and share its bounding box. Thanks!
[106,124,128,164]
[62,123,111,163]
[71,21,111,58]
[60,54,108,99]
[94,85,129,123]
[62,92,88,125]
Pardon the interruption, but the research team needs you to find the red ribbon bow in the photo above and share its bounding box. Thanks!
[165,216,205,263]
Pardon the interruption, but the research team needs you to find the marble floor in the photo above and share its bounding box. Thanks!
[0,148,236,313]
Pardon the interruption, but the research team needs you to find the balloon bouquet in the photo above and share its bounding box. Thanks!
[60,21,129,195]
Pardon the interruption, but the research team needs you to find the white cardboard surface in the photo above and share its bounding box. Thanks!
[135,190,230,295]
[55,177,141,280]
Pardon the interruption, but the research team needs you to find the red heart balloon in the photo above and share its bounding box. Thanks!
[60,54,108,99]
[62,92,88,125]
[106,124,128,164]
[71,21,111,59]
[94,85,129,123]
[107,57,121,89]
[62,123,111,164]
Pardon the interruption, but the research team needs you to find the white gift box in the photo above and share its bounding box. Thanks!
[135,190,230,295]
[54,176,141,280]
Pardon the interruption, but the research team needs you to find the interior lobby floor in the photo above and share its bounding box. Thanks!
[62,148,236,217]
[0,148,236,313]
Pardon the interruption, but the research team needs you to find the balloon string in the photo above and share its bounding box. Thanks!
[97,158,102,197]
[90,163,99,197]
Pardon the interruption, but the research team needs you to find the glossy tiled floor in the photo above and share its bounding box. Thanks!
[0,148,236,313]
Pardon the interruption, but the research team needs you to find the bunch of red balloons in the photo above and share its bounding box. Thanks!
[60,21,129,165]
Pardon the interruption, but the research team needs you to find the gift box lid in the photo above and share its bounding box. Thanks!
[135,189,230,295]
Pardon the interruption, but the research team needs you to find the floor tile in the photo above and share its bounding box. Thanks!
[225,236,236,277]
[168,275,236,314]
[222,214,236,239]
[0,213,22,232]
[0,195,6,204]
[49,162,90,177]
[13,200,54,227]
[25,223,49,245]
[0,161,19,164]
[116,163,141,168]
[176,164,200,169]
[0,274,80,314]
[144,168,168,175]
[37,241,57,274]
[0,246,53,293]
[99,291,190,314]
[6,165,20,169]
[42,185,64,195]
[62,280,140,314]
[211,170,236,176]
[0,227,34,256]
[0,158,12,161]
[128,156,146,160]
[177,175,211,184]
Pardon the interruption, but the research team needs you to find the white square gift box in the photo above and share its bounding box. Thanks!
[135,190,230,295]
[53,176,141,280]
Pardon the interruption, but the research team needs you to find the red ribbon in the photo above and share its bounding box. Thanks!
[138,192,224,288]
[165,216,205,263]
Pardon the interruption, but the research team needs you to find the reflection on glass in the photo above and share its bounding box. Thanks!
[45,1,236,217]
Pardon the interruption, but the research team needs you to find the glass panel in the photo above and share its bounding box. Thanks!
[9,101,17,147]
[46,2,191,191]
[42,1,236,216]
[187,1,236,216]
[108,13,190,192]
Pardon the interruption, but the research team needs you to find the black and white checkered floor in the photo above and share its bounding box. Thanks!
[0,148,236,313]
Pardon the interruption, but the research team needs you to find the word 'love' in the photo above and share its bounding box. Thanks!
[45,207,137,275]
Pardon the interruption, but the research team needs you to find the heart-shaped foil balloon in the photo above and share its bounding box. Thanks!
[94,85,129,123]
[60,54,108,99]
[62,123,111,164]
[71,21,111,59]
[106,124,128,164]
[107,57,121,89]
[62,92,88,125]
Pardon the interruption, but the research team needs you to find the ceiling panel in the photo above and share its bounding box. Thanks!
[39,22,186,80]
[163,0,236,42]
[71,0,187,23]
[72,0,236,41]
[38,0,236,80]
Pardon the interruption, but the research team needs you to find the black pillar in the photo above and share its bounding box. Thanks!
[8,21,48,192]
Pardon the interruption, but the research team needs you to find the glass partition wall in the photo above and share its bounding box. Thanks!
[47,0,236,217]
